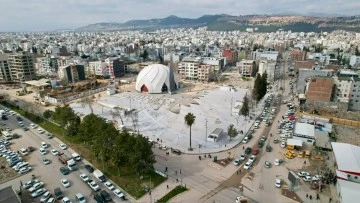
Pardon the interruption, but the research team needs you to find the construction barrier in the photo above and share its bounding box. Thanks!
[332,117,360,127]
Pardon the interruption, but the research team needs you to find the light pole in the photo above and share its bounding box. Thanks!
[205,119,208,142]
[230,97,233,116]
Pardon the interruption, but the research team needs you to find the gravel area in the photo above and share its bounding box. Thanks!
[0,157,21,184]
[334,124,360,146]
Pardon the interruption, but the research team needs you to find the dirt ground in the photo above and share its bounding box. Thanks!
[0,157,21,184]
[333,124,360,146]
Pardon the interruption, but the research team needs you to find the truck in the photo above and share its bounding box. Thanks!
[94,169,106,182]
[58,153,77,171]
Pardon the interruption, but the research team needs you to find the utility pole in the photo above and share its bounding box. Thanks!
[230,97,233,116]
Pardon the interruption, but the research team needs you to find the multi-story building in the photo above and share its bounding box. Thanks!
[8,52,36,82]
[0,54,11,81]
[34,56,51,75]
[258,60,276,82]
[349,78,360,111]
[198,64,211,81]
[58,64,85,83]
[333,70,360,111]
[237,60,256,77]
[348,55,360,67]
[223,49,238,65]
[178,57,201,80]
[251,50,279,61]
[88,61,102,76]
[290,50,307,61]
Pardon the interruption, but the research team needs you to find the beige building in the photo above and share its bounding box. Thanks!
[0,54,11,81]
[237,60,256,77]
[8,52,36,81]
[178,57,201,80]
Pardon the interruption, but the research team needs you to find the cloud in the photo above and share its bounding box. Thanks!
[0,0,358,31]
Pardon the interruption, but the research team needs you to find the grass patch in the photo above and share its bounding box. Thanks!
[1,101,167,199]
[156,185,188,203]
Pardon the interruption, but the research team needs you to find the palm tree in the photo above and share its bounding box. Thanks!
[184,113,196,150]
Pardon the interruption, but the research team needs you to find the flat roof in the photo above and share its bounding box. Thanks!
[331,142,360,174]
[314,130,331,150]
[337,179,360,203]
[0,186,21,203]
[24,80,50,87]
[286,138,302,147]
[294,123,315,137]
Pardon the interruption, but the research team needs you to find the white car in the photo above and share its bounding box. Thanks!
[113,189,124,198]
[37,129,45,134]
[312,175,323,181]
[41,142,48,148]
[303,176,312,182]
[80,174,90,182]
[243,161,252,170]
[274,159,280,166]
[19,148,29,156]
[88,180,100,191]
[39,148,47,155]
[19,166,32,174]
[280,142,286,148]
[47,197,55,203]
[275,179,282,188]
[249,155,256,163]
[30,123,37,129]
[61,179,70,188]
[298,171,311,177]
[43,158,51,165]
[105,181,115,190]
[29,182,44,192]
[51,149,59,156]
[40,191,51,202]
[239,153,246,161]
[242,137,249,143]
[233,159,241,166]
[61,197,72,203]
[59,143,67,150]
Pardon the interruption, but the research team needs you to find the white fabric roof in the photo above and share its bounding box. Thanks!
[337,179,360,203]
[286,139,303,147]
[135,64,171,94]
[331,142,360,174]
[294,123,315,138]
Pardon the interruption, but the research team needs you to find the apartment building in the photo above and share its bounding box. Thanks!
[198,64,211,81]
[178,57,201,80]
[223,49,238,65]
[258,60,276,82]
[290,50,307,61]
[251,50,279,61]
[237,60,256,77]
[34,56,51,75]
[333,71,360,111]
[88,61,102,76]
[8,52,36,81]
[349,78,360,111]
[349,55,360,67]
[0,54,11,81]
[58,65,86,83]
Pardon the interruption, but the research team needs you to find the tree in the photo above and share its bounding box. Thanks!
[253,74,262,101]
[52,106,80,136]
[80,96,94,114]
[184,113,196,150]
[356,46,360,56]
[240,94,250,119]
[140,50,149,60]
[227,124,238,141]
[260,71,268,98]
[43,110,53,119]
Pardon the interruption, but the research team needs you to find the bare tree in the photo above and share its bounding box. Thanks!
[111,106,124,125]
[80,96,94,114]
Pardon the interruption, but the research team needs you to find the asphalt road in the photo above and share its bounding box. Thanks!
[0,108,127,203]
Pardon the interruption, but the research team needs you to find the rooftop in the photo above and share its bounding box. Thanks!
[0,186,21,203]
[337,179,360,203]
[331,142,360,174]
[294,123,315,137]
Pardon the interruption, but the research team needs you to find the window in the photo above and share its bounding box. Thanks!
[355,176,358,179]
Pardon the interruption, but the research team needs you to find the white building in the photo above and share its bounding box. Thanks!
[293,123,315,145]
[237,60,255,77]
[178,57,201,80]
[258,60,276,82]
[349,55,360,67]
[34,57,51,75]
[88,61,102,76]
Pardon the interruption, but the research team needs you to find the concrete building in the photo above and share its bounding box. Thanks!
[88,60,102,76]
[295,61,316,71]
[251,50,279,61]
[178,57,201,80]
[349,55,360,67]
[58,65,86,83]
[305,77,334,102]
[258,60,276,82]
[290,50,307,61]
[333,72,360,111]
[0,54,11,81]
[34,56,51,75]
[223,49,238,65]
[201,57,224,72]
[293,123,315,145]
[8,52,36,81]
[297,69,334,94]
[237,60,256,77]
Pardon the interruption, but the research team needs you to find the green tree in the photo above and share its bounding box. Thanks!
[140,50,149,60]
[260,71,268,98]
[52,106,79,136]
[43,110,53,119]
[253,74,262,101]
[240,94,250,119]
[184,113,196,150]
[227,124,238,141]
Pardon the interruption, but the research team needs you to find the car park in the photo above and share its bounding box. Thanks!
[61,178,70,188]
[31,188,47,198]
[59,143,67,150]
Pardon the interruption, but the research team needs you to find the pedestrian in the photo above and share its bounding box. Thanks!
[306,194,308,198]
[329,197,332,202]
[180,169,181,174]
[237,171,239,175]
[317,194,320,200]
[243,146,245,150]
[176,178,178,182]
[175,170,178,175]
[304,160,306,165]
[167,185,169,189]
[309,195,312,200]
[165,167,168,172]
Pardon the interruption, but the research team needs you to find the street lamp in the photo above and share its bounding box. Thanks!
[205,119,208,142]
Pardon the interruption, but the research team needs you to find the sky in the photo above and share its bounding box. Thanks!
[0,0,359,31]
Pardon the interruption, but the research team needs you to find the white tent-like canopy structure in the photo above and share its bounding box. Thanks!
[135,64,177,94]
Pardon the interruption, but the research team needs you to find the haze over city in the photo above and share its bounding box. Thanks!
[1,0,360,31]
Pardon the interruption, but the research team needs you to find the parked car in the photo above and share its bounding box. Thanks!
[40,191,51,203]
[303,176,312,182]
[60,167,70,175]
[29,182,44,192]
[239,153,246,161]
[61,197,71,203]
[113,189,125,199]
[94,193,105,203]
[264,161,271,168]
[266,145,272,152]
[233,159,241,166]
[75,193,86,203]
[88,180,100,191]
[61,178,70,188]
[59,143,67,150]
[54,187,63,200]
[249,155,256,163]
[80,174,90,182]
[84,165,94,173]
[100,190,112,202]
[31,188,47,198]
[298,171,311,177]
[245,147,252,154]
[243,161,252,170]
[105,181,115,190]
[275,179,282,188]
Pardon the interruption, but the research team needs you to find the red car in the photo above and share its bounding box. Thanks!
[252,148,260,155]
[310,183,325,190]
[27,146,35,152]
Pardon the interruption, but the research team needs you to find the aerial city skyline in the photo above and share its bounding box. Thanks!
[0,0,359,31]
